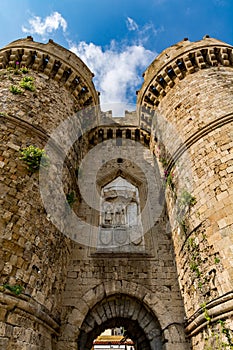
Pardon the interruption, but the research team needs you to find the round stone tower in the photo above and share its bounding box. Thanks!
[137,36,233,349]
[0,36,99,349]
[1,34,233,350]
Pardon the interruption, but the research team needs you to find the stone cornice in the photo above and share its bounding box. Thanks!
[167,112,233,172]
[138,37,233,110]
[0,291,60,335]
[0,37,99,108]
[185,291,233,336]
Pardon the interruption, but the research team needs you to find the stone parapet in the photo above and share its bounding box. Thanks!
[138,36,233,110]
[0,36,99,110]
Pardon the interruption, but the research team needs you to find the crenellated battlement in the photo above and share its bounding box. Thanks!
[0,36,99,109]
[138,36,233,110]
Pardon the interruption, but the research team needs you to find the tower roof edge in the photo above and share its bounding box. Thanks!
[2,37,95,80]
[141,36,233,82]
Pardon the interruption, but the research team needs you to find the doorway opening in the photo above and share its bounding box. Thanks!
[92,327,135,349]
[77,294,163,350]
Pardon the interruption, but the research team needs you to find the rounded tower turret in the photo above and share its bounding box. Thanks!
[0,37,99,349]
[137,36,233,348]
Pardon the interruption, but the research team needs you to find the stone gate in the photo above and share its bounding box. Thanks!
[0,35,233,349]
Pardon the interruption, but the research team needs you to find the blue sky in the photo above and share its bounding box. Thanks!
[0,0,232,105]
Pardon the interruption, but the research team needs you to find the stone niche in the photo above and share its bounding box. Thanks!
[97,176,144,253]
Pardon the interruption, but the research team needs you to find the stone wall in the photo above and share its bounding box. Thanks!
[0,37,99,350]
[1,35,232,350]
[0,115,71,349]
[138,36,233,349]
[59,137,190,349]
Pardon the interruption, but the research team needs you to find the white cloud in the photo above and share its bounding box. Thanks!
[126,17,139,31]
[126,18,163,47]
[138,22,162,45]
[68,17,160,107]
[69,40,156,107]
[22,12,67,37]
[21,11,159,109]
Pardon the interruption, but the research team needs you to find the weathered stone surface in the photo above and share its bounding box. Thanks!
[0,35,232,350]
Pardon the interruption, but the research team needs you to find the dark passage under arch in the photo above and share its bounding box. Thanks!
[77,294,163,350]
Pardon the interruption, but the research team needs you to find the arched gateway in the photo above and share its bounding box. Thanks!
[59,281,188,350]
[78,294,163,350]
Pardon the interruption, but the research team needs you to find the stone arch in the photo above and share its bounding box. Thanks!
[78,294,163,350]
[78,280,174,330]
[60,280,188,349]
[96,158,148,212]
